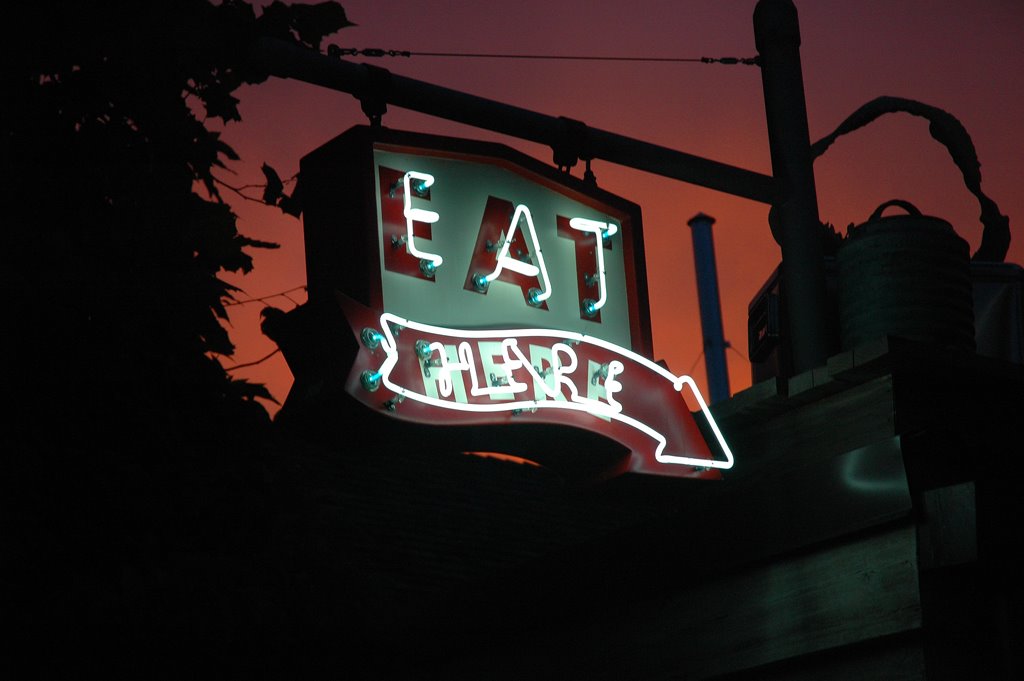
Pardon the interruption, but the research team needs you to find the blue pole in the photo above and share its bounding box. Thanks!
[688,213,731,404]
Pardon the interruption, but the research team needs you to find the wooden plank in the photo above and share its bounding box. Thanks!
[687,437,912,572]
[706,634,927,681]
[721,375,897,484]
[917,482,977,571]
[443,523,922,681]
[631,523,923,679]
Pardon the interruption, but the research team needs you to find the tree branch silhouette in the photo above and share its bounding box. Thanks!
[7,1,350,425]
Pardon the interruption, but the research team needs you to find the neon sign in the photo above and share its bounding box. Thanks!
[297,127,732,479]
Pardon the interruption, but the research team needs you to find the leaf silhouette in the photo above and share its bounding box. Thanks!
[258,1,355,49]
[261,163,284,205]
[289,2,356,47]
[278,179,304,216]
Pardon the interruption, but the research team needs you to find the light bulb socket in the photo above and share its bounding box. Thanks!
[360,370,382,392]
[419,258,437,278]
[361,327,382,350]
[414,339,432,360]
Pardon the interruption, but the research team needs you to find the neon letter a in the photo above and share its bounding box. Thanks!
[464,197,552,308]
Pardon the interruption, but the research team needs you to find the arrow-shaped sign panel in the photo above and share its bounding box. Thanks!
[337,295,733,479]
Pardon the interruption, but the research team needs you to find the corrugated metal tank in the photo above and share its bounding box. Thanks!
[837,200,975,352]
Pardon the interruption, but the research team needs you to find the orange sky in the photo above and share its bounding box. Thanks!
[216,0,1024,414]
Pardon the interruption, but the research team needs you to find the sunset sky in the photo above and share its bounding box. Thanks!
[216,0,1023,413]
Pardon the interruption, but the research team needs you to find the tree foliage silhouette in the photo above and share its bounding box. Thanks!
[4,1,352,439]
[5,2,363,671]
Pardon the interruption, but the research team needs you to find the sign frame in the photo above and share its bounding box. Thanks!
[299,125,654,358]
[296,126,729,479]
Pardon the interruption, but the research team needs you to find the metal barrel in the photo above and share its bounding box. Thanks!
[837,200,975,352]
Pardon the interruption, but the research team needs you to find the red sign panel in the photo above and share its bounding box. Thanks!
[299,127,733,478]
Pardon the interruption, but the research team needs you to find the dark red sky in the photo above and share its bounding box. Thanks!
[216,0,1023,413]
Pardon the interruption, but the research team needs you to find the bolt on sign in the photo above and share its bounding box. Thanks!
[299,126,732,479]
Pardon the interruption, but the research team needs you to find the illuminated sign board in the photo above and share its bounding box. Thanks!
[300,127,732,479]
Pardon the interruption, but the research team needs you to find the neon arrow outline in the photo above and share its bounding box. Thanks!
[371,312,734,470]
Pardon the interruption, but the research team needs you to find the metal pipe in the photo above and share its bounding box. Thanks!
[688,213,731,404]
[253,37,777,205]
[754,0,830,374]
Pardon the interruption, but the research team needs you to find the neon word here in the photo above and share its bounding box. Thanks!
[420,337,626,421]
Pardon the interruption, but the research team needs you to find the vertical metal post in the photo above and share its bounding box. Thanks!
[754,0,829,374]
[688,213,731,404]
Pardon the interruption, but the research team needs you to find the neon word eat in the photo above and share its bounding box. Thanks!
[380,168,618,320]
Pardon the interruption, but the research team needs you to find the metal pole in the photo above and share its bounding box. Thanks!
[253,37,777,205]
[688,213,731,404]
[754,0,829,374]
